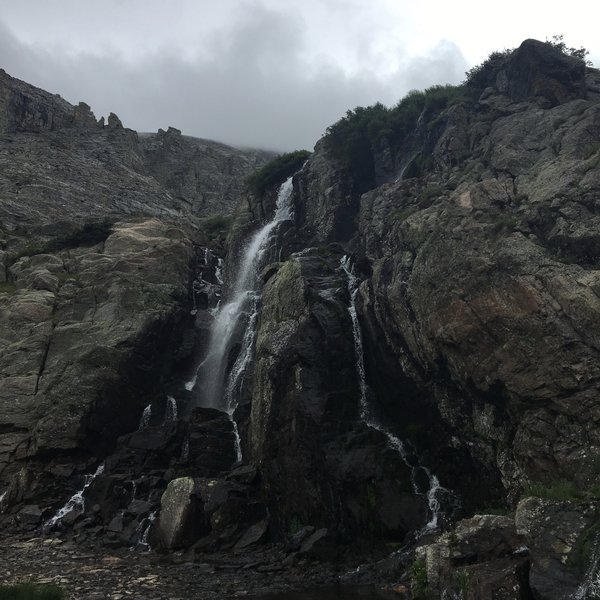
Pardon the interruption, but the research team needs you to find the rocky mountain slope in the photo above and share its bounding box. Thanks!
[1,39,600,599]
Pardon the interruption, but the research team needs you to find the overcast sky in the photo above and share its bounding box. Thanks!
[1,0,599,151]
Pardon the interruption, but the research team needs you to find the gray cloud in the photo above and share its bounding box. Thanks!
[0,4,469,151]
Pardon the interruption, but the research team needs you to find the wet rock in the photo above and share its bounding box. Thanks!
[188,408,237,475]
[418,514,530,598]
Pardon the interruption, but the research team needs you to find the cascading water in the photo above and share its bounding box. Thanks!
[340,255,454,532]
[137,510,157,550]
[573,539,600,599]
[186,176,295,458]
[43,463,105,530]
[138,404,152,430]
[164,396,178,423]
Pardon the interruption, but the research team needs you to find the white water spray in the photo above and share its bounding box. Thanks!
[340,255,453,531]
[164,396,178,423]
[44,463,105,530]
[138,404,152,430]
[573,540,600,599]
[185,176,295,460]
[137,510,157,550]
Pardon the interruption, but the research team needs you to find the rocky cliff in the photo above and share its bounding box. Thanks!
[1,39,600,599]
[233,39,600,598]
[0,68,273,544]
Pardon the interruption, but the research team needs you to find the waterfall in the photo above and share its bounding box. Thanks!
[138,404,152,430]
[43,463,105,530]
[136,510,157,550]
[187,177,294,422]
[340,255,454,532]
[164,396,178,423]
[573,538,600,599]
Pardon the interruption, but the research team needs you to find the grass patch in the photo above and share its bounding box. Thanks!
[526,479,600,501]
[246,150,311,196]
[389,207,417,222]
[409,558,429,599]
[0,583,65,600]
[0,282,17,294]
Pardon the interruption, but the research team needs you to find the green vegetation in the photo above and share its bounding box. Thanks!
[491,214,520,232]
[569,519,600,574]
[323,85,477,194]
[409,558,429,599]
[0,282,17,294]
[546,34,591,65]
[465,35,591,90]
[464,49,513,89]
[199,214,234,245]
[246,150,311,196]
[526,479,600,502]
[456,570,469,597]
[288,516,302,536]
[0,583,65,600]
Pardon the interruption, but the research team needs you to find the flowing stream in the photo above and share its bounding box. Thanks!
[340,255,454,531]
[186,176,295,458]
[43,463,105,530]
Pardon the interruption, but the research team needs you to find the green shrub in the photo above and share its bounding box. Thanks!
[464,49,514,89]
[526,479,600,501]
[546,34,591,65]
[246,150,311,196]
[409,558,429,599]
[323,85,476,194]
[0,583,65,600]
[200,215,233,234]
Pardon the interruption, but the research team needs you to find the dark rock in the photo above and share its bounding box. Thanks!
[515,496,600,599]
[507,39,587,106]
[287,526,317,553]
[234,519,269,552]
[17,504,43,526]
[226,465,258,485]
[107,112,123,129]
[298,528,337,560]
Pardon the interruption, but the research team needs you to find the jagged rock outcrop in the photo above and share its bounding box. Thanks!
[0,69,273,234]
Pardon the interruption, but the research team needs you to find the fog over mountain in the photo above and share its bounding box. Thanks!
[0,0,599,150]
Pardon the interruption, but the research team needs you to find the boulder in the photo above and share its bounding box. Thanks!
[515,496,600,599]
[158,477,206,549]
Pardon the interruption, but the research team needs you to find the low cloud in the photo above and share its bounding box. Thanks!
[0,7,468,151]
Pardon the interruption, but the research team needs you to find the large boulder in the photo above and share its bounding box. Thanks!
[158,477,205,549]
[515,496,600,599]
